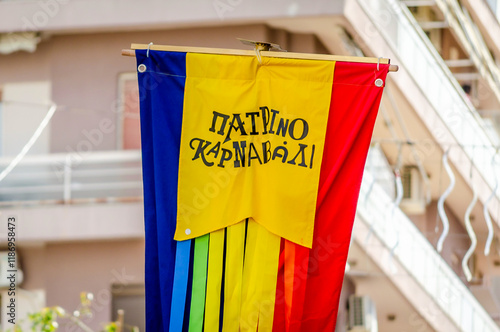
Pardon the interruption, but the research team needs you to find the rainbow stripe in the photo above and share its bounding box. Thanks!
[137,49,389,331]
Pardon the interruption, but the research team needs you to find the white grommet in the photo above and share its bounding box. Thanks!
[185,228,191,235]
[138,64,147,73]
[375,78,384,87]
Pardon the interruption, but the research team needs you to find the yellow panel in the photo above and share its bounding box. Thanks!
[176,53,334,248]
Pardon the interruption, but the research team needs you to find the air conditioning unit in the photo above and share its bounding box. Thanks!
[400,166,426,215]
[348,295,378,332]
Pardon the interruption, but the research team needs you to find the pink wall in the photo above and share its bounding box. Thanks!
[20,239,145,331]
[0,25,328,155]
[1,25,269,153]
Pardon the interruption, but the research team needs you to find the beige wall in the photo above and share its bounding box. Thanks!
[0,24,328,155]
[1,25,270,153]
[335,276,355,332]
[410,200,469,280]
[19,239,145,331]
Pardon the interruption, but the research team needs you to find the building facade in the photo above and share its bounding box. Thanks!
[1,0,500,331]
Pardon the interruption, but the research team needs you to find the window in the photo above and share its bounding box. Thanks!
[117,73,141,150]
[111,283,145,331]
[0,81,51,156]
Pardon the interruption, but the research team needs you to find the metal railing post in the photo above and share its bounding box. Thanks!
[63,154,72,204]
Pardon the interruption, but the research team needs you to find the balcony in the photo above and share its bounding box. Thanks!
[348,0,500,225]
[355,171,500,331]
[0,150,144,243]
[0,149,142,205]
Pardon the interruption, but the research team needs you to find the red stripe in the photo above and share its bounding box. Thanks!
[273,62,389,331]
[273,239,286,331]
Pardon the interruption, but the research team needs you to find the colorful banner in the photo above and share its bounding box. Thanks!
[136,49,389,331]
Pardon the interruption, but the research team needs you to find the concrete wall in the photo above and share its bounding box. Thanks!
[353,273,436,332]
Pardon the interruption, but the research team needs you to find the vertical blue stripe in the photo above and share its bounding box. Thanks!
[183,241,195,332]
[137,50,187,331]
[169,240,192,332]
[137,50,162,332]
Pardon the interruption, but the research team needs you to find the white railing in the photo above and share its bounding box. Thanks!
[359,171,500,332]
[433,0,500,103]
[0,150,142,206]
[357,0,500,208]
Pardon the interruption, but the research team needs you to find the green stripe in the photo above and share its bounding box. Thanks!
[188,234,209,332]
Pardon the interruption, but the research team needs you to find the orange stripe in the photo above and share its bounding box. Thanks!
[284,241,295,331]
[284,241,310,332]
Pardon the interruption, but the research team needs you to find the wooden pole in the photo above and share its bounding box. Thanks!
[121,44,399,72]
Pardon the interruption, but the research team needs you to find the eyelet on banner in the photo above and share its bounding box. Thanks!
[138,64,147,73]
[375,78,384,87]
[185,228,191,235]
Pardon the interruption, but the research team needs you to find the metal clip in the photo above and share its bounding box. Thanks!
[147,42,153,58]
